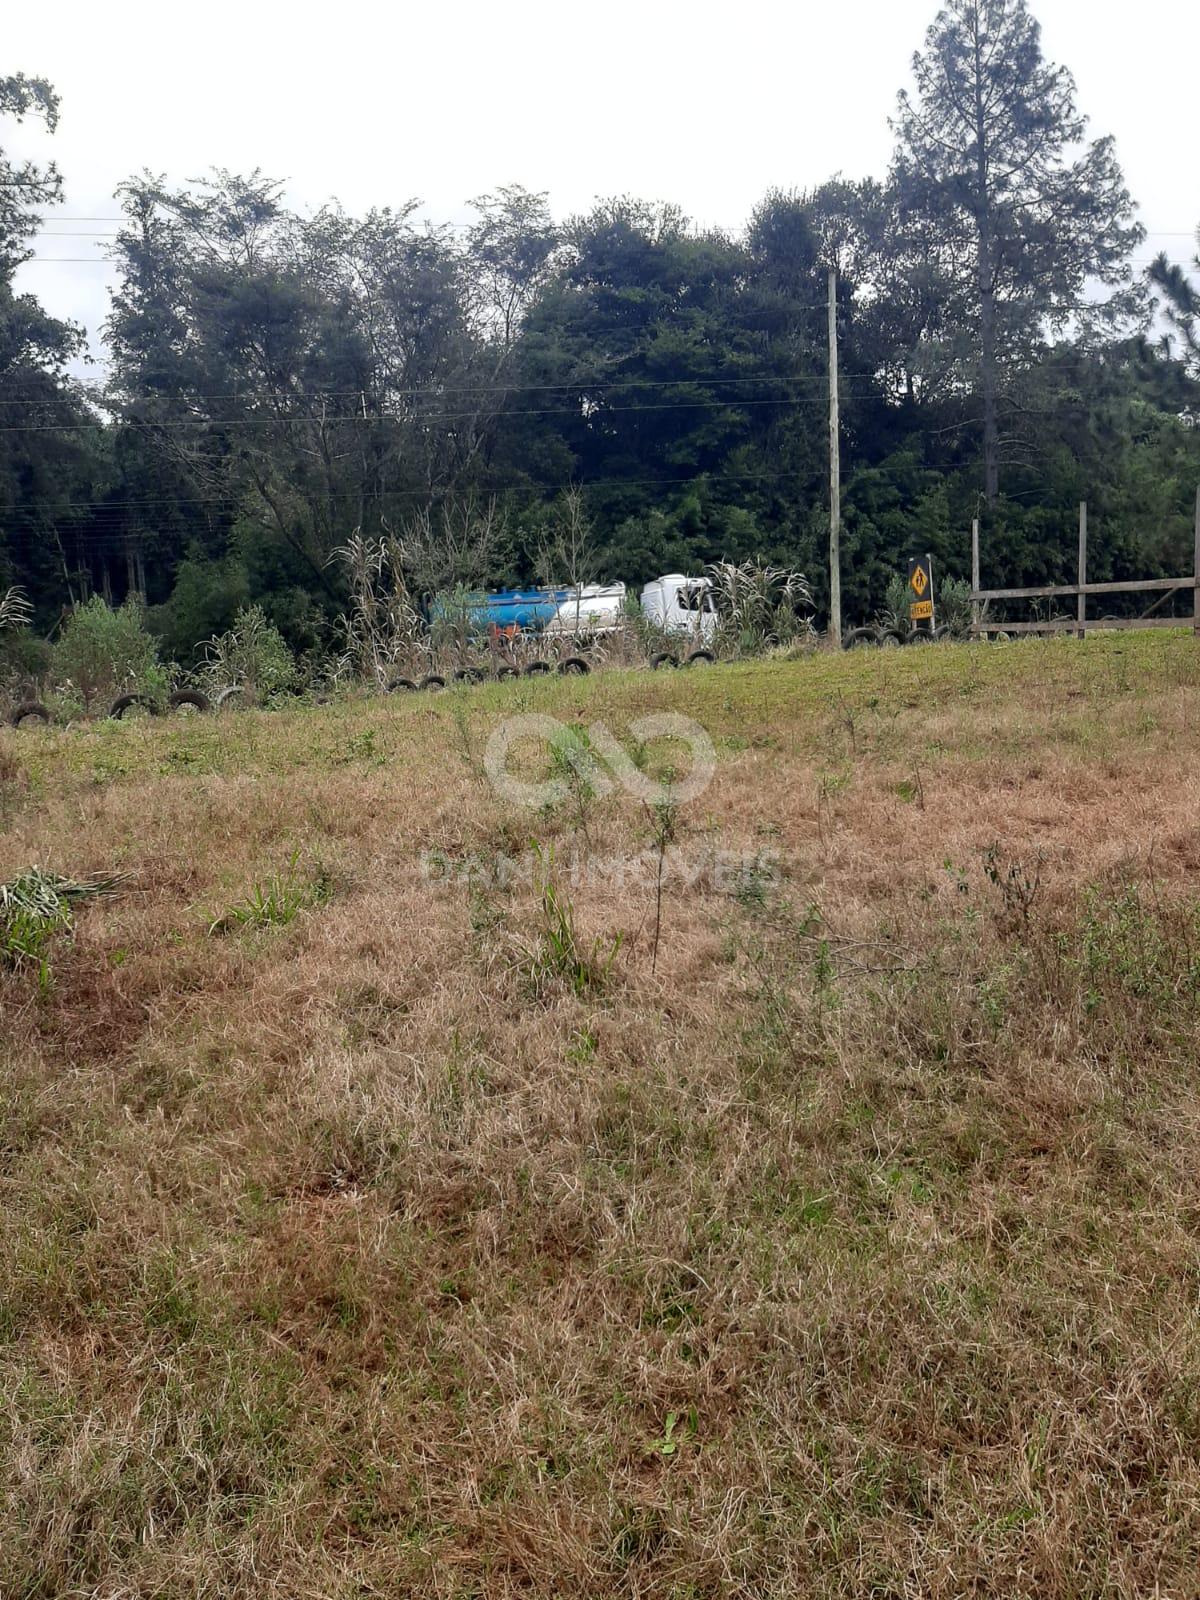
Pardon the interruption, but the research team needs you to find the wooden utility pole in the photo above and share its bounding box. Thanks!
[827,268,842,647]
[1077,502,1088,640]
[1193,486,1200,638]
[971,518,981,638]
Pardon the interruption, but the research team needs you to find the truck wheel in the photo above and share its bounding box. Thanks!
[109,693,160,719]
[651,653,679,670]
[10,701,51,728]
[842,627,879,650]
[685,649,716,667]
[420,674,446,693]
[523,661,552,677]
[386,677,418,693]
[168,689,211,715]
[558,656,590,676]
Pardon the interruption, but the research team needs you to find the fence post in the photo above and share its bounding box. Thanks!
[1194,486,1199,638]
[971,518,981,637]
[1078,502,1088,640]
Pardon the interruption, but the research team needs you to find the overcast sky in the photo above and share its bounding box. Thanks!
[6,0,1198,369]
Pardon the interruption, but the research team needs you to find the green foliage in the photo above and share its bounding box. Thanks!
[1150,227,1200,377]
[891,0,1144,503]
[50,598,160,710]
[202,606,298,702]
[937,577,976,638]
[147,557,251,662]
[521,843,622,998]
[706,559,812,655]
[0,868,127,983]
[1,41,1198,647]
[208,856,332,936]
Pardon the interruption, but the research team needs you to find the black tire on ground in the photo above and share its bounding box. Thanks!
[386,677,418,693]
[906,631,935,646]
[168,689,211,715]
[215,685,245,709]
[877,629,904,650]
[454,667,485,684]
[9,701,51,728]
[420,674,446,692]
[558,656,591,676]
[523,661,552,677]
[650,653,679,670]
[109,693,160,719]
[685,649,716,666]
[495,666,519,681]
[842,627,879,650]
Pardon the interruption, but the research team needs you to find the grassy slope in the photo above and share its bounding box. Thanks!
[2,633,1200,1598]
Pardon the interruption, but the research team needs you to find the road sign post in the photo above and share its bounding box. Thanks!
[908,555,935,633]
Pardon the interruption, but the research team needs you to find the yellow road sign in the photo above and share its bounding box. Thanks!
[910,599,934,621]
[910,561,929,598]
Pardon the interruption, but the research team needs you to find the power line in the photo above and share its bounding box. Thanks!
[0,391,864,435]
[0,372,867,408]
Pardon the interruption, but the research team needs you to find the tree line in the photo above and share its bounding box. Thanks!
[2,0,1199,665]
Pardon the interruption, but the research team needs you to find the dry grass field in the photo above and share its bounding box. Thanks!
[3,633,1200,1598]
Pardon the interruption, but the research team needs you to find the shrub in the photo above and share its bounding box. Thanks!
[50,598,162,711]
[201,605,298,702]
[147,556,250,661]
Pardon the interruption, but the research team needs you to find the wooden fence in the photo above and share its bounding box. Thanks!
[969,490,1200,639]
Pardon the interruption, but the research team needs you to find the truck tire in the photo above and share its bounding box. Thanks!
[495,666,518,681]
[651,653,679,671]
[215,685,245,709]
[420,674,446,693]
[906,631,935,646]
[558,656,590,676]
[877,629,904,650]
[454,667,485,684]
[523,661,552,677]
[10,701,51,728]
[168,689,211,715]
[109,693,160,719]
[386,677,418,693]
[842,627,879,650]
[685,649,716,667]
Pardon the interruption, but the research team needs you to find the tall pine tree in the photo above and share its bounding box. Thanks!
[892,0,1143,506]
[1150,228,1200,378]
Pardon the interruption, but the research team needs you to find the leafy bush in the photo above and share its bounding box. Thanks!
[50,598,162,711]
[147,556,251,661]
[938,576,977,638]
[880,573,979,640]
[201,605,298,702]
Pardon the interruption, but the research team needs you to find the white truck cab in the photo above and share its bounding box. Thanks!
[640,574,717,643]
